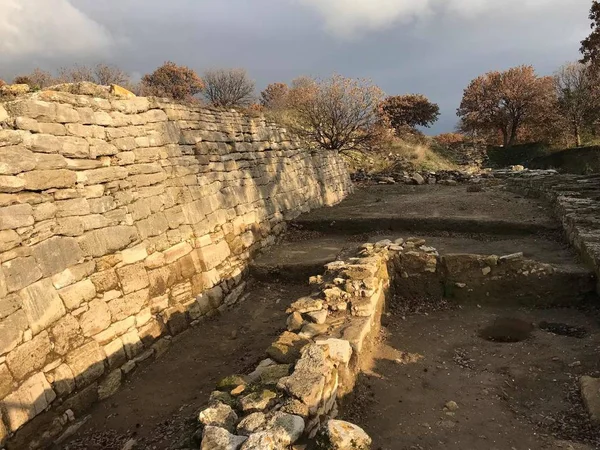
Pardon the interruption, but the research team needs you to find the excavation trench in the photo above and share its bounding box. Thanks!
[62,183,600,450]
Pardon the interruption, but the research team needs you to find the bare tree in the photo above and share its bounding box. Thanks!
[13,68,56,89]
[94,64,130,85]
[203,68,255,108]
[555,62,596,146]
[286,75,385,153]
[57,63,130,86]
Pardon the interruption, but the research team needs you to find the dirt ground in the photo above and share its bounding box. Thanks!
[342,301,600,450]
[296,184,556,227]
[60,280,310,450]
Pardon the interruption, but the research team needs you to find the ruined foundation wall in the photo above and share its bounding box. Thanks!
[0,90,352,447]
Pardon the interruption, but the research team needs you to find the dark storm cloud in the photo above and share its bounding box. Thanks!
[0,0,592,132]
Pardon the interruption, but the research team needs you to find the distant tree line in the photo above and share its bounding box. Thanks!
[5,0,600,154]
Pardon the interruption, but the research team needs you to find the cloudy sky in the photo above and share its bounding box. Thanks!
[0,0,593,132]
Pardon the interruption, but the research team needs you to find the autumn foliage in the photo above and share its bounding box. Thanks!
[457,66,555,147]
[380,94,440,132]
[141,62,204,100]
[260,83,289,109]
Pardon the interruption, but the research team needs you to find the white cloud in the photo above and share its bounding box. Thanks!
[297,0,578,38]
[0,0,113,57]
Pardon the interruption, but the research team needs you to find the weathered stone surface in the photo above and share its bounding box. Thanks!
[314,420,372,450]
[267,412,305,444]
[239,431,288,450]
[266,332,310,364]
[199,403,239,432]
[6,331,51,380]
[48,363,75,397]
[66,341,105,388]
[79,300,111,336]
[0,146,36,175]
[199,240,231,270]
[116,263,149,294]
[286,312,303,332]
[32,236,83,278]
[0,203,34,230]
[51,314,84,355]
[0,293,20,319]
[3,256,42,293]
[51,261,95,290]
[19,278,66,335]
[18,169,76,190]
[236,412,267,436]
[287,297,323,314]
[239,389,277,413]
[108,288,148,321]
[1,372,56,432]
[78,226,138,257]
[316,339,353,364]
[98,369,122,400]
[0,363,14,399]
[201,426,247,450]
[581,376,600,424]
[0,310,28,355]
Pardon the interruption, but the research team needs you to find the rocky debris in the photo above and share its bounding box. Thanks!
[237,412,267,436]
[580,376,600,424]
[287,297,324,314]
[267,332,310,364]
[239,430,288,450]
[217,375,248,391]
[314,420,372,450]
[351,168,491,186]
[266,412,305,444]
[198,403,239,431]
[287,312,304,332]
[239,389,278,413]
[201,426,247,450]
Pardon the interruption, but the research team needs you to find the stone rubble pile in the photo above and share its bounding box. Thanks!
[351,169,493,186]
[0,87,352,448]
[193,235,563,449]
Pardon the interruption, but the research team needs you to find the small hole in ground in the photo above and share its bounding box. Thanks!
[479,317,534,342]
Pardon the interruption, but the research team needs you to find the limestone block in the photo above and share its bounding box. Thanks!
[104,338,127,369]
[23,133,62,153]
[121,330,143,359]
[163,242,193,264]
[0,203,34,230]
[0,146,37,175]
[0,175,25,192]
[314,420,371,450]
[0,293,19,320]
[58,136,90,158]
[98,369,122,400]
[78,226,138,257]
[116,263,149,294]
[79,300,112,336]
[55,198,90,218]
[108,288,149,321]
[6,331,51,380]
[19,278,66,335]
[201,426,247,450]
[0,363,14,399]
[121,244,148,265]
[0,310,28,356]
[90,141,118,158]
[267,332,310,364]
[58,279,96,310]
[34,153,68,170]
[199,240,231,271]
[77,166,128,185]
[47,363,75,397]
[3,257,43,292]
[66,341,105,388]
[32,236,84,278]
[1,372,56,432]
[18,169,76,190]
[51,314,84,355]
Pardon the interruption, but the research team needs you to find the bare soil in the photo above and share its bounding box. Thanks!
[342,302,600,450]
[296,184,556,226]
[60,280,310,450]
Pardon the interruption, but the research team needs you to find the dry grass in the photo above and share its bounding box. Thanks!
[344,137,459,174]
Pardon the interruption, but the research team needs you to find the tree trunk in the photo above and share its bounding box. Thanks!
[508,120,519,147]
[502,128,509,147]
[574,122,581,147]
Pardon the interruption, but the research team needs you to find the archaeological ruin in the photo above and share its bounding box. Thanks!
[2,86,600,450]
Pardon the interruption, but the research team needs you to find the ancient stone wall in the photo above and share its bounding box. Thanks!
[0,90,352,448]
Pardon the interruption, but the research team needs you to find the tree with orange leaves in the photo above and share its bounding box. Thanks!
[457,66,555,147]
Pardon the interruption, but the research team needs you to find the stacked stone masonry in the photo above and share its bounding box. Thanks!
[503,171,600,290]
[194,237,566,449]
[0,90,352,448]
